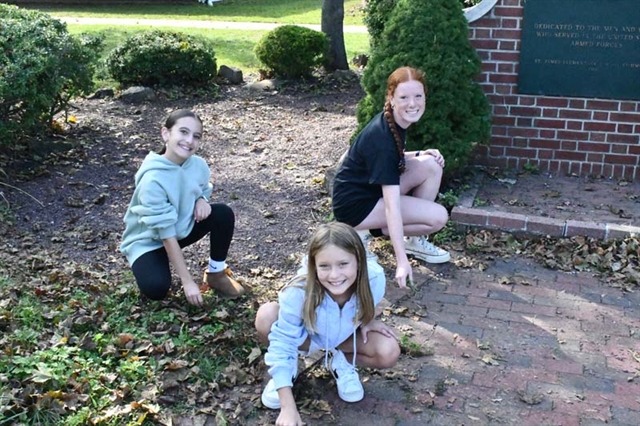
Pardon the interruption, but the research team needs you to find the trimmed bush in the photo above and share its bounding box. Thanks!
[0,4,101,147]
[357,0,491,175]
[254,25,328,78]
[105,30,217,88]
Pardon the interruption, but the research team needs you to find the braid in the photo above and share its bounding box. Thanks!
[383,101,406,174]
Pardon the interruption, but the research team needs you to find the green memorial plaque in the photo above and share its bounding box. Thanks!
[519,0,640,100]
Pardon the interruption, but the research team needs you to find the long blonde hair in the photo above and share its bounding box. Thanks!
[295,222,375,333]
[383,66,427,173]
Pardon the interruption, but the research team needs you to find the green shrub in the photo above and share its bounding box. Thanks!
[357,0,491,176]
[0,4,101,148]
[254,25,328,78]
[105,30,217,88]
[363,0,397,49]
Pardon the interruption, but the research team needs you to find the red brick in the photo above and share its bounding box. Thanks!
[586,153,604,163]
[611,144,629,154]
[510,107,541,117]
[587,100,620,111]
[520,411,580,426]
[488,212,527,231]
[569,99,585,109]
[589,132,606,142]
[565,220,606,238]
[613,382,640,410]
[620,102,637,112]
[472,39,499,49]
[508,128,538,137]
[566,120,583,130]
[577,142,610,153]
[593,111,609,120]
[499,39,517,49]
[607,133,638,144]
[519,96,536,106]
[555,151,586,161]
[451,207,488,226]
[467,296,512,310]
[532,358,584,375]
[493,29,521,39]
[511,301,558,316]
[557,130,588,140]
[604,154,637,165]
[584,122,616,132]
[535,119,566,129]
[494,6,522,17]
[526,216,564,236]
[537,98,569,108]
[492,51,520,61]
[610,112,640,123]
[617,123,635,133]
[529,139,560,150]
[559,109,592,120]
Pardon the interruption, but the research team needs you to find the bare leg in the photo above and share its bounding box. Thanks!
[255,302,310,351]
[336,329,400,369]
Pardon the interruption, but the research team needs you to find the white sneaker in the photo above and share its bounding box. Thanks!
[356,230,379,262]
[329,349,364,403]
[404,236,450,263]
[261,367,298,409]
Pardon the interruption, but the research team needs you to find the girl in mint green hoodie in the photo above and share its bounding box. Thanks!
[120,109,245,305]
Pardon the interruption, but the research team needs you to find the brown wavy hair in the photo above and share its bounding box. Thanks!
[383,67,427,173]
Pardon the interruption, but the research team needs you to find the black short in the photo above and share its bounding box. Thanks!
[333,198,378,227]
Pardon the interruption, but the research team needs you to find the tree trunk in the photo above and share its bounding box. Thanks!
[321,0,349,71]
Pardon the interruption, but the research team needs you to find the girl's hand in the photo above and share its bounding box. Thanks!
[183,279,203,306]
[276,406,304,426]
[360,319,398,345]
[395,257,413,289]
[194,198,212,222]
[424,149,445,168]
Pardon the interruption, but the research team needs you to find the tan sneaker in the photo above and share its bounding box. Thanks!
[203,269,246,298]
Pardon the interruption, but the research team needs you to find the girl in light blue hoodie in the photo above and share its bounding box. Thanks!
[255,222,400,426]
[120,109,245,305]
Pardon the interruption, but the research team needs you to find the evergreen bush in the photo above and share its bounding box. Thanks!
[0,4,101,148]
[254,25,328,78]
[357,0,491,175]
[105,30,217,88]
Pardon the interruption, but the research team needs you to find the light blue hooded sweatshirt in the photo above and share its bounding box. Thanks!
[265,260,386,391]
[120,152,213,266]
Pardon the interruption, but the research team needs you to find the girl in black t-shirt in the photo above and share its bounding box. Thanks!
[332,66,450,289]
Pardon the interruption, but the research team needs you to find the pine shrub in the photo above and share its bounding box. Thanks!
[105,30,217,88]
[254,25,328,78]
[358,0,491,175]
[0,4,101,147]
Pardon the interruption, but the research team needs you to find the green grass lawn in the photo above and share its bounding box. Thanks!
[68,24,370,82]
[32,0,366,26]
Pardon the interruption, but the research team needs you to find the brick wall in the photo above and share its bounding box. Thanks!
[468,0,640,180]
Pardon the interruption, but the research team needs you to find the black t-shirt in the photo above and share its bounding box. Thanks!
[332,112,406,226]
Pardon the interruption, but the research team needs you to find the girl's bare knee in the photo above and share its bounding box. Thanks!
[255,302,279,341]
[377,342,401,368]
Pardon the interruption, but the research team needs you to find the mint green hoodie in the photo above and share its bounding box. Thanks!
[120,152,213,266]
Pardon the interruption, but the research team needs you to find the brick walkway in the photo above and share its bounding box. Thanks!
[305,257,640,425]
[278,174,640,425]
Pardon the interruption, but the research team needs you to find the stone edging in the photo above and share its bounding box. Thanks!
[451,177,640,241]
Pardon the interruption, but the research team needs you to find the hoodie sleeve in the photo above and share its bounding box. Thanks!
[130,176,178,240]
[367,259,386,306]
[265,285,308,390]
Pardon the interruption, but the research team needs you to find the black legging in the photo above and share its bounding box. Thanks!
[131,203,234,300]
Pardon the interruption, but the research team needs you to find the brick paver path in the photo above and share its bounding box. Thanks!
[302,256,640,425]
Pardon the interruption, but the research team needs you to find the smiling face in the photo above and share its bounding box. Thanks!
[314,243,358,306]
[161,116,203,165]
[390,79,425,129]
